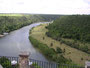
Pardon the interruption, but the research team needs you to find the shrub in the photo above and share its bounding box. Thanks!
[50,42,53,47]
[63,48,66,53]
[0,57,12,68]
[81,58,83,60]
[56,47,63,54]
[31,63,41,68]
[43,37,45,40]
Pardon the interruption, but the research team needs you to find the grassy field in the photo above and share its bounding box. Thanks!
[0,13,23,16]
[30,24,90,66]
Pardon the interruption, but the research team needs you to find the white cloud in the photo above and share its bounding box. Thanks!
[0,0,90,14]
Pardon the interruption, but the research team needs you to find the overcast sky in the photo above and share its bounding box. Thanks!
[0,0,90,14]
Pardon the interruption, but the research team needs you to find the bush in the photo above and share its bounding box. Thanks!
[50,42,53,47]
[81,58,83,60]
[0,57,12,68]
[43,37,45,40]
[31,63,41,68]
[56,47,63,54]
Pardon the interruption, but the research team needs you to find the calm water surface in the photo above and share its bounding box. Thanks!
[0,22,48,62]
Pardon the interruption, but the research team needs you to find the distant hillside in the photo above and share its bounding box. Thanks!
[0,14,61,21]
[46,15,90,54]
[39,14,61,21]
[0,13,23,16]
[0,15,40,34]
[0,14,61,34]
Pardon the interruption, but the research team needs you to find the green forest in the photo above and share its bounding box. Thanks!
[0,15,41,34]
[0,14,60,35]
[46,15,90,54]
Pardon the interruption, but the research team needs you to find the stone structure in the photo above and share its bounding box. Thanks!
[85,61,90,68]
[19,51,30,68]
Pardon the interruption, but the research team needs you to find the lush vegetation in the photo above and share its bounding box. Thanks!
[29,36,71,64]
[30,23,90,66]
[0,57,11,68]
[0,15,41,34]
[60,39,90,54]
[0,14,60,35]
[0,57,18,68]
[46,15,90,54]
[0,57,40,68]
[31,63,41,68]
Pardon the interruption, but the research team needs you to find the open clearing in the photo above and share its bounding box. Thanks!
[30,23,90,66]
[0,14,23,16]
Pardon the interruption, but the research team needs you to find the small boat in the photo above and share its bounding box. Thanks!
[3,32,8,35]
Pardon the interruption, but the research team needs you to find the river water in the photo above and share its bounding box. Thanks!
[0,22,48,62]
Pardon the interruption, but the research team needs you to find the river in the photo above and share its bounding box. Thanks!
[0,22,48,62]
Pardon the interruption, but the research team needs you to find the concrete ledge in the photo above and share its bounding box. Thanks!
[19,51,30,57]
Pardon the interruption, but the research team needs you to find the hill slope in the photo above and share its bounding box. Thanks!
[0,14,61,35]
[30,24,90,66]
[46,15,90,54]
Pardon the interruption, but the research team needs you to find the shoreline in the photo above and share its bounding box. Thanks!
[0,34,4,38]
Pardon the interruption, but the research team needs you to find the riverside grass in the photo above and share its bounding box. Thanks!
[30,23,90,66]
[29,36,69,64]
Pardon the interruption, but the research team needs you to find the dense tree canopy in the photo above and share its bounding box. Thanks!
[46,15,90,53]
[0,15,41,34]
[46,15,90,42]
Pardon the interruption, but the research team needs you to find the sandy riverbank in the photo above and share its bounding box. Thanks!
[0,35,4,38]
